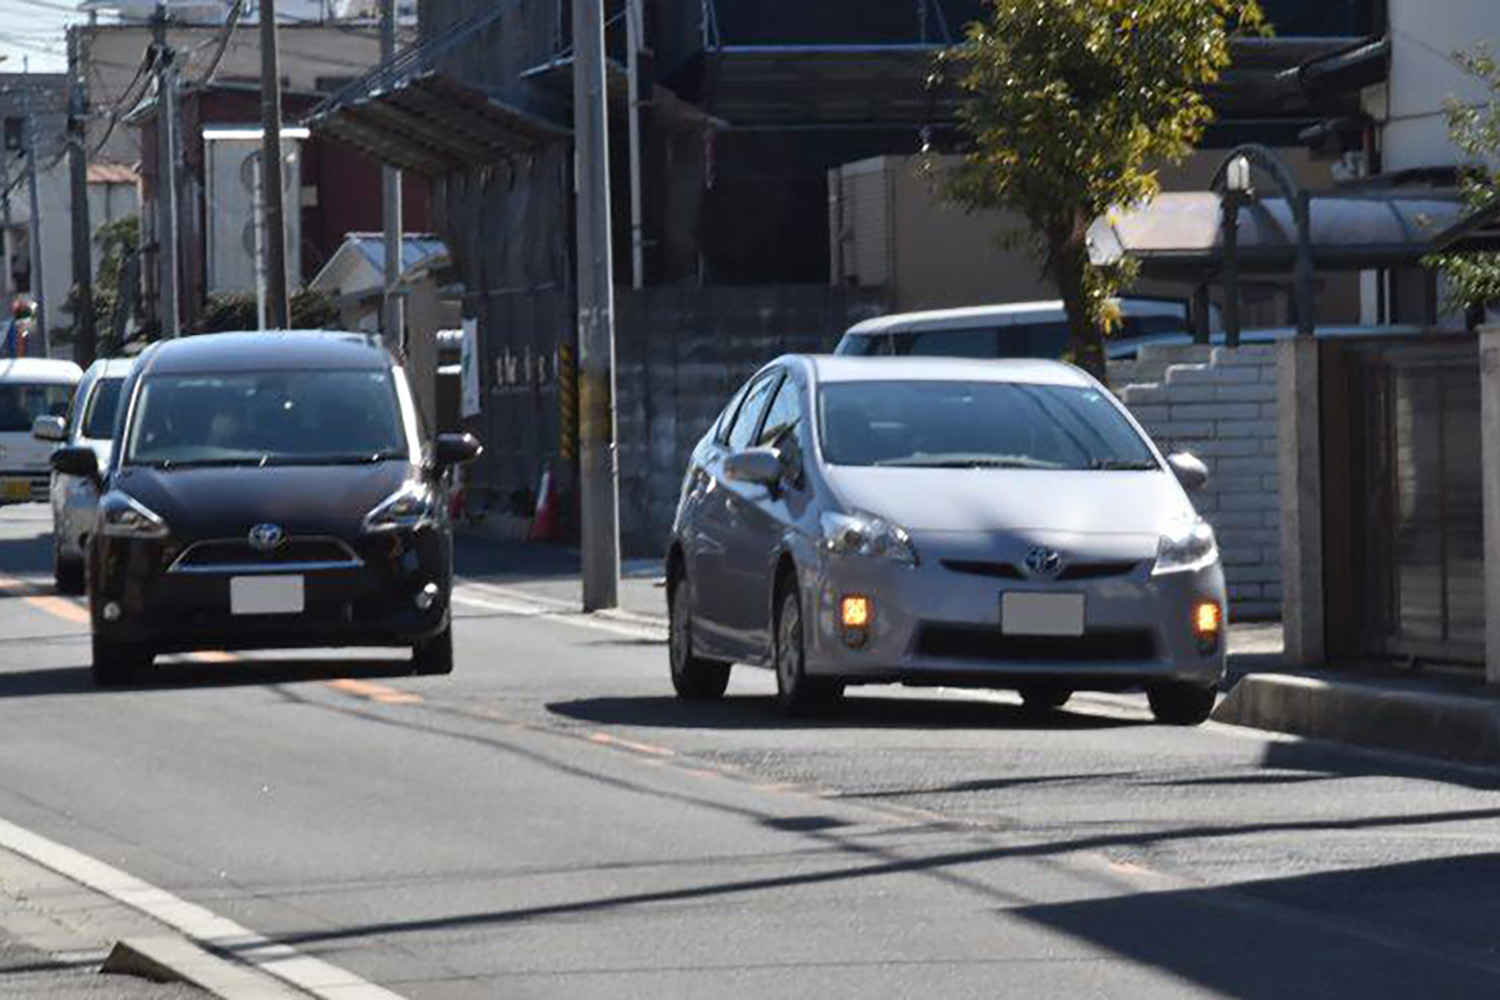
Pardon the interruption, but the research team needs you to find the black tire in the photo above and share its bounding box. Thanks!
[412,625,455,675]
[91,635,150,688]
[669,581,731,700]
[774,586,843,717]
[54,543,85,596]
[1148,682,1217,726]
[1019,684,1072,714]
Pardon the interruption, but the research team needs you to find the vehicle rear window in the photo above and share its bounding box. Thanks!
[819,380,1157,471]
[127,369,407,467]
[0,383,72,432]
[82,378,124,440]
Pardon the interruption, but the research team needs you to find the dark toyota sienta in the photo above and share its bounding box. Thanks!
[52,332,481,686]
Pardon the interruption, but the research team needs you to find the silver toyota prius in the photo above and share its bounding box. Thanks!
[665,355,1227,724]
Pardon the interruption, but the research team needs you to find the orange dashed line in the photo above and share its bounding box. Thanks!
[587,731,675,757]
[23,596,89,624]
[191,651,237,664]
[326,678,423,705]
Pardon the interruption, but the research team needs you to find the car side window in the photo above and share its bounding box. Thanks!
[724,373,780,453]
[758,376,804,450]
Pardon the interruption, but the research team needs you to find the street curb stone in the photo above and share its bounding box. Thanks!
[1212,673,1500,766]
[102,937,304,998]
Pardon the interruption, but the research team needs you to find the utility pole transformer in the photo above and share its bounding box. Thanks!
[572,0,621,611]
[379,0,404,350]
[259,0,290,329]
[68,28,96,365]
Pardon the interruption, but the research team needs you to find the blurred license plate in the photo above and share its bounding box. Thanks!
[231,576,305,616]
[2,479,31,501]
[1002,593,1084,636]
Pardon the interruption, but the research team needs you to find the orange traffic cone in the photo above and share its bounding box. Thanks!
[529,464,560,542]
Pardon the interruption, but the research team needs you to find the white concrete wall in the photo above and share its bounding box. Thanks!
[1113,343,1282,620]
[1370,0,1498,173]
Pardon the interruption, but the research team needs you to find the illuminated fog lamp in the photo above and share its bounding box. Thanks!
[414,582,440,611]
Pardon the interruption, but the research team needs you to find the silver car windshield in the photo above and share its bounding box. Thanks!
[126,370,408,468]
[818,380,1158,471]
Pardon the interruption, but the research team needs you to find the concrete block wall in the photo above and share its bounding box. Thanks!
[1113,343,1281,620]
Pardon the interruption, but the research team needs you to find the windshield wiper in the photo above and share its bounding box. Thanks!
[264,452,405,466]
[875,456,1062,470]
[144,456,267,470]
[1089,458,1159,471]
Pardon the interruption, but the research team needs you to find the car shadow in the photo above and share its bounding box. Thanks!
[547,693,1143,731]
[0,656,419,698]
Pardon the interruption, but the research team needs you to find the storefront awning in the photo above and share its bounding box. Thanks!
[1089,191,1467,280]
[306,72,570,176]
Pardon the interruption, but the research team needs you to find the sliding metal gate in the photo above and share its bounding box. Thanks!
[1324,335,1484,666]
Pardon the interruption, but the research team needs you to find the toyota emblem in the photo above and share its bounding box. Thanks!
[1023,546,1064,580]
[248,523,285,553]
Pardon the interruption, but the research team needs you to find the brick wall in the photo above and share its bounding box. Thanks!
[1110,344,1281,620]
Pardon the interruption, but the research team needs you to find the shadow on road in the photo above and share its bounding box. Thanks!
[546,693,1142,731]
[1015,852,1500,999]
[0,656,418,698]
[0,528,54,579]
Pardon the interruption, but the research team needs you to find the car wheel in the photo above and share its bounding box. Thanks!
[669,581,731,700]
[775,585,843,717]
[412,625,454,675]
[1019,684,1071,714]
[54,541,85,596]
[91,635,150,688]
[1148,682,1217,726]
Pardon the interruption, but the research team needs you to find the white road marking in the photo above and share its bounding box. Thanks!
[453,582,666,642]
[0,816,406,999]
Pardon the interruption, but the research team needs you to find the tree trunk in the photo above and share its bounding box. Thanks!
[1050,226,1109,385]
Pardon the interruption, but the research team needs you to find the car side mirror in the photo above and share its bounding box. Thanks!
[1167,452,1209,492]
[51,445,99,480]
[434,432,483,467]
[32,415,66,443]
[724,447,784,488]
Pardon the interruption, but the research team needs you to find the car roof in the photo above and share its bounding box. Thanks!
[86,357,138,378]
[804,354,1094,388]
[137,331,393,375]
[844,297,1187,336]
[0,357,83,384]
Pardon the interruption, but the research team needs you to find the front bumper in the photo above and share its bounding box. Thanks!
[90,527,452,653]
[805,537,1227,690]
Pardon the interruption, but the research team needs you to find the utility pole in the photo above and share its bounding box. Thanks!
[259,0,290,328]
[1,131,12,305]
[23,58,47,356]
[379,0,403,349]
[67,28,96,365]
[572,0,620,611]
[625,0,645,289]
[153,7,180,338]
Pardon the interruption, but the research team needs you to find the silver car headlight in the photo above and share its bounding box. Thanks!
[364,481,439,534]
[821,511,918,566]
[100,491,169,539]
[1153,519,1218,575]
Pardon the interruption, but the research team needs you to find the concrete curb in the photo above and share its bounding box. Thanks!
[102,937,305,998]
[1212,673,1500,767]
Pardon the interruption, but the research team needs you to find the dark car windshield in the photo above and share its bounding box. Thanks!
[0,383,72,432]
[82,377,124,440]
[818,380,1158,470]
[126,369,408,467]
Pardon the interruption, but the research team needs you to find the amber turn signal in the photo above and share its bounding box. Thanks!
[1193,601,1222,638]
[841,595,871,630]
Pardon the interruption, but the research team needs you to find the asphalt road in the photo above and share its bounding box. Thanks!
[2,502,1500,999]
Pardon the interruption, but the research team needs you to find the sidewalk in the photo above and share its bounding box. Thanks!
[456,532,1500,769]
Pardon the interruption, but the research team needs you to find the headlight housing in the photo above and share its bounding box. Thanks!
[364,481,439,534]
[99,491,169,539]
[821,511,918,566]
[1153,519,1218,575]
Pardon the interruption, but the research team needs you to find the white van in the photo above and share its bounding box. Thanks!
[834,298,1209,360]
[0,359,83,505]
